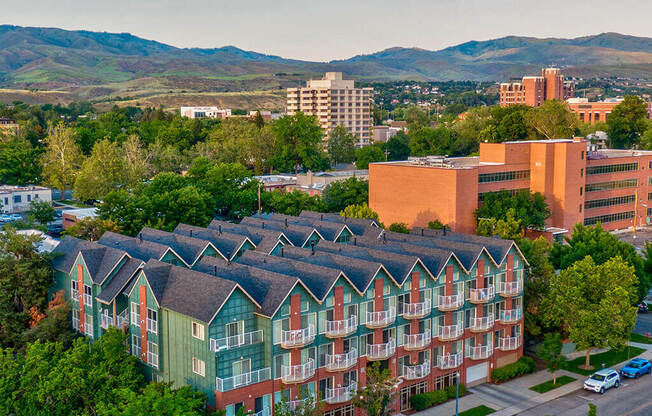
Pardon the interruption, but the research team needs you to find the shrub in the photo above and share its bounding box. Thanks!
[491,356,537,383]
[444,383,467,399]
[410,385,466,410]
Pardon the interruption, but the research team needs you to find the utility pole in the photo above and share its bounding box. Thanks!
[634,189,638,246]
[258,182,262,219]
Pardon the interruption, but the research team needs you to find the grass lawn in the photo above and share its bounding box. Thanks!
[458,405,495,416]
[563,347,645,376]
[631,332,652,344]
[529,375,576,393]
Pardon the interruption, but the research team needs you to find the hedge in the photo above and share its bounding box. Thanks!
[410,384,467,411]
[491,356,536,383]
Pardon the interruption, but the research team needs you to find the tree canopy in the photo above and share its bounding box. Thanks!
[327,125,356,166]
[606,95,649,149]
[475,189,550,232]
[322,177,369,213]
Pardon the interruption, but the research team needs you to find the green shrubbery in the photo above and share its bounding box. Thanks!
[491,356,536,383]
[410,384,467,411]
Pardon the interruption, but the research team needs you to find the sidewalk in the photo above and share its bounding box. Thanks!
[414,346,652,416]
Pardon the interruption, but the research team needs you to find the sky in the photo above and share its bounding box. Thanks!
[2,0,652,62]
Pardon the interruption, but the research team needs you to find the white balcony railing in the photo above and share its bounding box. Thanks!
[117,309,129,328]
[497,280,522,297]
[498,336,522,351]
[470,286,495,303]
[499,309,522,323]
[366,339,396,361]
[403,360,431,380]
[325,316,357,338]
[254,408,270,416]
[469,345,493,360]
[216,367,272,392]
[365,309,396,328]
[325,349,357,372]
[324,382,357,404]
[404,330,431,351]
[437,293,464,311]
[437,324,463,341]
[281,325,315,348]
[211,330,264,352]
[71,289,79,300]
[281,359,315,383]
[437,352,463,370]
[402,299,431,319]
[470,315,495,332]
[100,314,113,330]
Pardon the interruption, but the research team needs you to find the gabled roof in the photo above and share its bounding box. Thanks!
[134,259,252,324]
[97,257,143,304]
[78,245,129,285]
[137,227,216,266]
[240,216,323,247]
[173,223,254,260]
[208,219,293,254]
[194,256,299,318]
[266,213,353,242]
[52,236,94,273]
[299,210,381,235]
[98,232,174,264]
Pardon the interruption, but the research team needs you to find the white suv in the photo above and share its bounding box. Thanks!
[583,368,620,394]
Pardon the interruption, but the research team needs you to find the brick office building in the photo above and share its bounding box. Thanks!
[370,139,652,238]
[567,97,652,124]
[50,211,525,416]
[500,68,574,107]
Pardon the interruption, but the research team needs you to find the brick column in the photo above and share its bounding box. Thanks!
[444,266,453,326]
[77,264,85,332]
[505,255,514,310]
[289,294,302,366]
[139,284,148,362]
[475,260,484,345]
[333,286,344,387]
[373,279,383,344]
[409,272,420,364]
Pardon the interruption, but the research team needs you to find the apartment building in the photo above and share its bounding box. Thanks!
[50,211,525,416]
[567,97,652,124]
[0,118,18,130]
[287,72,373,147]
[0,185,52,213]
[181,107,232,119]
[370,139,652,238]
[500,68,574,107]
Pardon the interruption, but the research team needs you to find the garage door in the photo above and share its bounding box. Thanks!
[466,362,488,385]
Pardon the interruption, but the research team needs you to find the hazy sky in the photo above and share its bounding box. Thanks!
[3,0,652,61]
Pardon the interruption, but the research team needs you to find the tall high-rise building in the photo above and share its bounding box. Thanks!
[287,72,373,147]
[499,68,574,107]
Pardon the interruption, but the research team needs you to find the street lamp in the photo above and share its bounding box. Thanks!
[455,371,460,416]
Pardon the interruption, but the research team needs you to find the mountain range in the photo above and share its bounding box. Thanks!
[1,25,652,102]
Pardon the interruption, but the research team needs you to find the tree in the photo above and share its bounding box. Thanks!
[41,124,83,200]
[340,203,380,222]
[327,125,356,165]
[388,222,410,234]
[476,208,523,241]
[606,95,649,149]
[384,131,410,161]
[475,189,550,232]
[355,143,385,169]
[404,106,428,131]
[427,219,446,230]
[274,387,323,416]
[271,113,324,174]
[322,177,368,212]
[0,137,42,185]
[519,237,555,338]
[63,217,120,241]
[542,256,637,370]
[27,200,56,225]
[96,383,208,416]
[550,224,650,300]
[539,332,564,384]
[352,362,398,416]
[74,139,125,201]
[409,127,457,156]
[587,403,597,416]
[525,100,577,140]
[252,110,265,129]
[122,135,151,188]
[264,190,325,216]
[148,139,184,175]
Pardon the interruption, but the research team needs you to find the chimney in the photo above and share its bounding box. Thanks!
[353,237,356,246]
[262,222,265,229]
[285,218,288,228]
[320,214,323,220]
[421,229,424,236]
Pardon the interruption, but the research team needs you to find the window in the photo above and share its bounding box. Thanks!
[192,357,206,377]
[580,187,583,196]
[478,170,530,184]
[132,334,141,357]
[72,309,79,330]
[84,314,93,337]
[192,322,205,340]
[585,179,637,192]
[13,195,21,203]
[584,195,635,210]
[581,151,585,160]
[586,163,638,176]
[131,302,140,327]
[83,285,92,306]
[580,168,584,178]
[579,204,582,213]
[584,211,634,226]
[71,280,79,299]
[146,309,157,333]
[148,342,159,368]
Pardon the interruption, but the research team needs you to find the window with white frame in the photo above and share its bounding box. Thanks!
[192,322,205,340]
[131,302,140,327]
[132,334,141,357]
[72,309,79,330]
[192,357,205,376]
[83,285,92,306]
[147,341,159,369]
[71,280,79,299]
[146,308,157,333]
[84,314,93,337]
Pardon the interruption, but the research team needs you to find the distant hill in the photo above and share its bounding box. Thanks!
[1,26,652,102]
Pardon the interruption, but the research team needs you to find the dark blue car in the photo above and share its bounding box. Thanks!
[620,358,651,378]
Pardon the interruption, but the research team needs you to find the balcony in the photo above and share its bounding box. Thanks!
[402,360,431,380]
[365,309,396,329]
[436,324,463,341]
[281,359,315,384]
[366,339,396,361]
[216,367,271,392]
[498,309,522,324]
[403,330,431,351]
[253,408,270,416]
[437,293,464,311]
[100,314,113,330]
[470,286,495,304]
[470,316,495,333]
[324,382,357,404]
[498,336,522,351]
[117,309,129,328]
[281,325,315,348]
[497,280,522,297]
[469,345,493,360]
[325,316,357,338]
[402,299,431,319]
[211,330,264,352]
[325,349,357,372]
[436,352,463,370]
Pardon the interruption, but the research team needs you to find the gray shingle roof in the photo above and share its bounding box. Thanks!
[51,236,93,273]
[137,227,213,266]
[208,220,292,254]
[97,257,143,303]
[300,211,381,235]
[267,213,350,241]
[78,245,128,284]
[98,232,172,263]
[173,223,251,260]
[240,217,320,247]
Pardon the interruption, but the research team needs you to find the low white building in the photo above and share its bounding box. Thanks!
[0,185,52,213]
[180,107,231,119]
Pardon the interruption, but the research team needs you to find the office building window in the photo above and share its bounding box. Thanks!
[584,211,634,226]
[586,163,638,176]
[584,195,635,210]
[478,170,530,184]
[585,179,637,192]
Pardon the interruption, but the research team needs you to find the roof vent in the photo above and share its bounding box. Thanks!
[353,237,357,246]
[262,222,265,229]
[139,233,142,243]
[285,218,288,228]
[280,247,284,257]
[219,225,222,234]
[443,227,446,236]
[421,229,424,236]
[190,230,193,237]
[320,214,323,220]
[213,266,217,276]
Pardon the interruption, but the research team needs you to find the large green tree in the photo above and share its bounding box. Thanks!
[271,113,324,174]
[525,100,577,140]
[475,189,550,232]
[384,131,410,161]
[539,332,564,385]
[263,190,325,216]
[74,139,125,201]
[327,125,356,165]
[352,362,398,416]
[322,177,369,212]
[27,200,56,225]
[340,203,381,222]
[355,143,385,169]
[41,124,83,200]
[0,137,42,185]
[606,95,649,149]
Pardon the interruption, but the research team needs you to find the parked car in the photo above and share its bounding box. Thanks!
[583,369,620,394]
[639,301,648,313]
[620,358,652,378]
[0,213,22,222]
